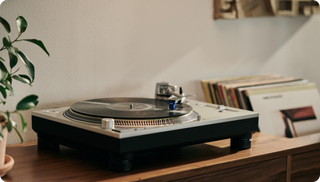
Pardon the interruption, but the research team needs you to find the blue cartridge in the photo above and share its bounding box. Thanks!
[168,100,177,110]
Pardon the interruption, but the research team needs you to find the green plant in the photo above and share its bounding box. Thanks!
[0,16,49,142]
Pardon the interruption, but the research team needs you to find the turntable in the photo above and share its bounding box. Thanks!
[32,82,259,172]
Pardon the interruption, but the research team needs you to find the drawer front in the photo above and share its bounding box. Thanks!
[174,157,287,182]
[291,149,320,182]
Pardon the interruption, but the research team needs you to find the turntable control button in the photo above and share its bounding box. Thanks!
[196,103,204,106]
[218,105,225,110]
[43,110,50,113]
[218,105,226,112]
[101,118,114,129]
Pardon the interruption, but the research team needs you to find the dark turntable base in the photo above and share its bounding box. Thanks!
[32,115,257,172]
[32,98,258,172]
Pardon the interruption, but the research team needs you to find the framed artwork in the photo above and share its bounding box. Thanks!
[214,0,320,19]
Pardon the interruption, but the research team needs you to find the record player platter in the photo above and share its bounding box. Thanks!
[63,98,198,127]
[69,98,193,118]
[32,98,259,172]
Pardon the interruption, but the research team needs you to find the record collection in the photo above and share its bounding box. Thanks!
[201,74,320,138]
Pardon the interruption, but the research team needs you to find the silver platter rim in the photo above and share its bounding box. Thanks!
[63,108,198,128]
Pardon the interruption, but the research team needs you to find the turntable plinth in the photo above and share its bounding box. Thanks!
[32,98,259,172]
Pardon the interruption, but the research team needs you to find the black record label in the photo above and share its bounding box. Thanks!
[69,98,193,119]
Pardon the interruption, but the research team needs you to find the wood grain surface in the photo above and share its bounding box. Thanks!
[291,149,320,182]
[2,132,320,182]
[173,157,287,182]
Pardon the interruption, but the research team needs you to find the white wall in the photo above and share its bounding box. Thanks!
[1,0,320,144]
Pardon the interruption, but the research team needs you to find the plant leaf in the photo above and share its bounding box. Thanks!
[16,16,27,34]
[0,85,6,99]
[5,112,12,132]
[0,57,5,62]
[0,59,8,82]
[18,112,27,132]
[6,46,18,70]
[0,17,10,34]
[12,75,30,84]
[19,74,31,83]
[16,94,38,111]
[14,49,35,82]
[2,37,11,47]
[9,50,18,69]
[11,119,23,143]
[13,127,23,143]
[11,119,17,128]
[4,44,20,73]
[3,80,13,96]
[6,74,12,84]
[0,124,3,139]
[14,74,32,85]
[0,99,5,105]
[20,39,50,56]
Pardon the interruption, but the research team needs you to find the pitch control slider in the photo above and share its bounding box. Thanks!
[112,127,153,133]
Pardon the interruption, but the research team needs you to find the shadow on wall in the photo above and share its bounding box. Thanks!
[211,15,310,74]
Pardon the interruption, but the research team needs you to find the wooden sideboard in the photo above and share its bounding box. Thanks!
[2,132,320,182]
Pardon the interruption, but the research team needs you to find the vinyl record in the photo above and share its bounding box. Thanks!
[69,98,193,119]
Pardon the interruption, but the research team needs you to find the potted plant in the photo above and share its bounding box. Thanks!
[0,15,49,176]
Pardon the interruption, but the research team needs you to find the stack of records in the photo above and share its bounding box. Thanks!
[201,74,320,138]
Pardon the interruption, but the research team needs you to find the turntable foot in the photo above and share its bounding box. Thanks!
[230,132,252,149]
[37,134,59,150]
[108,152,134,172]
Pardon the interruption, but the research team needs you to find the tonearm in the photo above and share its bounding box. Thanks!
[155,82,194,110]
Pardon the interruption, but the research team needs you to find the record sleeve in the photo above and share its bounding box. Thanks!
[236,79,308,110]
[201,73,280,104]
[247,83,320,137]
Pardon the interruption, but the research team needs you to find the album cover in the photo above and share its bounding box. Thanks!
[207,74,283,106]
[201,73,282,104]
[236,79,308,110]
[201,79,213,103]
[247,83,320,137]
[220,76,294,108]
